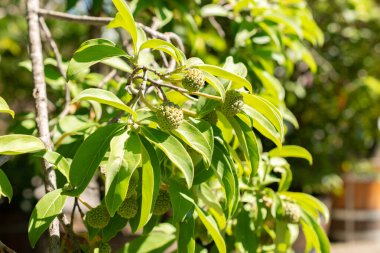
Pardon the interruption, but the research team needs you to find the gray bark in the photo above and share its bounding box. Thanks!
[26,0,60,252]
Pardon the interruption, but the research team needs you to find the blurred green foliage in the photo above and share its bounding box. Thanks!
[288,0,380,193]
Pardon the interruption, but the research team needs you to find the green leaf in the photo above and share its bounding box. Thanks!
[275,221,291,253]
[178,215,196,253]
[301,211,330,253]
[130,137,160,231]
[242,93,284,139]
[28,189,67,247]
[168,179,194,224]
[35,151,70,182]
[173,120,213,167]
[195,64,252,93]
[269,145,312,165]
[242,105,282,147]
[141,127,194,188]
[0,97,14,118]
[203,72,225,99]
[0,169,12,202]
[263,13,303,38]
[228,116,260,176]
[211,142,238,217]
[235,209,258,253]
[180,193,226,253]
[101,214,128,241]
[199,184,226,229]
[139,39,186,65]
[67,38,129,79]
[0,135,45,155]
[251,66,285,101]
[281,192,329,222]
[66,123,125,196]
[105,130,133,216]
[109,0,139,54]
[73,88,137,120]
[118,224,176,253]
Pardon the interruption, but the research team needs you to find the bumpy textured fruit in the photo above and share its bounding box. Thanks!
[156,102,184,131]
[117,195,138,219]
[86,205,110,229]
[182,68,205,92]
[220,90,244,117]
[282,202,301,224]
[97,242,111,253]
[202,111,218,125]
[126,174,138,199]
[152,189,171,215]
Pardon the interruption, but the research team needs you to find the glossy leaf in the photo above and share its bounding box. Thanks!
[66,124,125,196]
[173,120,213,167]
[0,96,14,118]
[36,150,70,181]
[302,211,330,253]
[199,184,226,229]
[282,192,329,221]
[73,88,137,120]
[105,130,131,216]
[0,169,12,202]
[203,72,225,99]
[101,214,129,242]
[139,39,186,65]
[67,38,129,79]
[269,145,313,165]
[0,135,45,155]
[242,105,282,147]
[118,224,176,253]
[242,93,284,139]
[178,215,196,253]
[168,179,194,224]
[131,137,160,231]
[141,127,194,188]
[28,189,67,247]
[229,116,260,176]
[181,193,226,253]
[195,64,252,93]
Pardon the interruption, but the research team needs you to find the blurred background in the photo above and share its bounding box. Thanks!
[0,0,379,252]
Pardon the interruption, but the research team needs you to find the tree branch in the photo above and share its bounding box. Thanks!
[37,8,185,51]
[27,0,60,252]
[38,17,71,119]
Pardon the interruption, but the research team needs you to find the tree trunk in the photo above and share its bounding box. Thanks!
[26,0,60,252]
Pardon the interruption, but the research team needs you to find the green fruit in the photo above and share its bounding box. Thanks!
[156,102,184,131]
[86,205,110,229]
[182,68,205,92]
[97,242,111,253]
[220,90,244,117]
[117,195,138,219]
[282,202,301,224]
[202,111,218,125]
[152,189,171,215]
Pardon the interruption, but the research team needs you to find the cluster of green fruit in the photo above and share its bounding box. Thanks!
[156,68,244,131]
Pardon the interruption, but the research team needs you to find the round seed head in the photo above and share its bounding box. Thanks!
[220,90,244,117]
[117,195,138,219]
[152,189,171,215]
[86,205,110,229]
[156,102,184,131]
[182,68,205,92]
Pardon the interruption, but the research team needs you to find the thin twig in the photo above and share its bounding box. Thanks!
[27,0,60,251]
[37,8,185,51]
[209,17,225,37]
[78,196,93,210]
[38,17,71,119]
[97,69,117,88]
